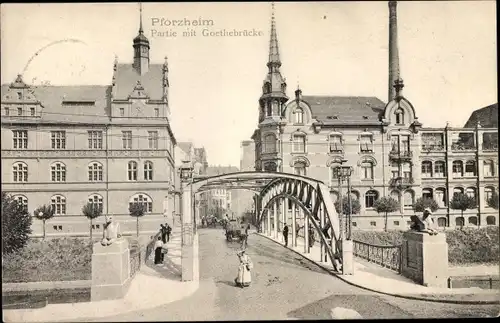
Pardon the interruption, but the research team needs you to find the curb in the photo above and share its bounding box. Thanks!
[255,232,500,305]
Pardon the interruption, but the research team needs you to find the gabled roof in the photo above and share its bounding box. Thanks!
[113,64,165,101]
[301,95,386,123]
[177,142,193,154]
[464,103,498,128]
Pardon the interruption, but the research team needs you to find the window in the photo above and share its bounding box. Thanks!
[404,190,414,208]
[154,108,159,117]
[144,161,153,180]
[122,131,132,149]
[365,190,378,208]
[17,92,22,99]
[294,108,304,124]
[352,222,357,227]
[30,107,35,116]
[129,193,153,213]
[434,161,445,177]
[13,162,28,182]
[17,107,22,116]
[88,162,103,181]
[92,224,101,230]
[483,160,495,177]
[370,221,377,227]
[453,187,464,196]
[264,134,277,153]
[455,217,464,227]
[486,216,496,225]
[88,131,103,149]
[435,188,446,207]
[395,108,404,124]
[119,108,125,116]
[292,134,306,153]
[329,135,342,153]
[466,187,476,201]
[393,221,400,226]
[468,216,478,225]
[12,130,28,149]
[128,161,138,181]
[391,190,400,203]
[88,194,103,212]
[452,161,463,177]
[331,165,340,184]
[293,161,307,176]
[401,135,410,152]
[485,187,494,206]
[421,161,432,178]
[50,195,66,215]
[360,161,374,179]
[148,131,158,149]
[53,225,63,231]
[51,162,67,182]
[422,188,433,200]
[465,160,477,176]
[360,134,373,152]
[437,217,447,227]
[4,107,9,116]
[51,131,66,149]
[264,162,277,172]
[13,195,28,212]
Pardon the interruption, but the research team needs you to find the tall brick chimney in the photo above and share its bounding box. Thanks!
[388,1,400,102]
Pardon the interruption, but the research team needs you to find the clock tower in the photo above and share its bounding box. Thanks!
[133,3,150,75]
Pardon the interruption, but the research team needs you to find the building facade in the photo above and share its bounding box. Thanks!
[1,12,177,237]
[205,165,239,217]
[237,140,257,216]
[251,1,498,230]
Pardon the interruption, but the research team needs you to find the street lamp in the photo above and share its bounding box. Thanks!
[179,160,195,234]
[335,164,354,240]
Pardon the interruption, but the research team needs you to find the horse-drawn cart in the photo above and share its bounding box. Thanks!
[226,220,243,241]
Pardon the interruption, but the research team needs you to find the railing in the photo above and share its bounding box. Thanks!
[422,145,445,152]
[447,276,499,290]
[353,240,403,273]
[389,150,413,159]
[451,143,476,151]
[389,177,414,188]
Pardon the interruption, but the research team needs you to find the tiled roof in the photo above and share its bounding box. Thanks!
[464,103,498,128]
[301,95,386,123]
[177,142,193,154]
[113,64,165,101]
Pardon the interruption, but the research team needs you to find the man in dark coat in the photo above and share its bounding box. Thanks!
[160,224,167,243]
[283,224,289,247]
[165,223,172,242]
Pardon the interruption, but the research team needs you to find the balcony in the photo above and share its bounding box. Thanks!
[389,149,413,161]
[389,177,414,189]
[421,144,445,152]
[451,142,476,152]
[482,143,498,152]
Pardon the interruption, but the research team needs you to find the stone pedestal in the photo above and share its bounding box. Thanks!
[342,239,354,275]
[91,239,131,301]
[401,231,448,288]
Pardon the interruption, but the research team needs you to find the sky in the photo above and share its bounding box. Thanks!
[1,2,497,167]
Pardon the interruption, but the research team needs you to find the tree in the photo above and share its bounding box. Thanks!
[449,193,477,228]
[129,203,146,237]
[82,203,103,240]
[413,197,440,213]
[334,196,362,216]
[2,193,32,254]
[373,196,400,232]
[33,204,55,239]
[487,191,499,210]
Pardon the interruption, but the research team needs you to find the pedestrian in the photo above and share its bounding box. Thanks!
[308,226,315,248]
[234,250,253,288]
[154,236,163,265]
[283,224,289,247]
[165,223,172,242]
[160,224,167,243]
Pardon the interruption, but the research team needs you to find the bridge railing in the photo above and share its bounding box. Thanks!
[353,240,402,273]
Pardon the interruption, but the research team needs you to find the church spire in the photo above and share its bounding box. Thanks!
[388,1,401,101]
[133,2,150,75]
[139,2,144,34]
[267,2,281,69]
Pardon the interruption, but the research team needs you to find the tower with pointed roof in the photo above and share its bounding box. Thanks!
[133,3,150,75]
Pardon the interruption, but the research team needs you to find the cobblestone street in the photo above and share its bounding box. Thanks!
[86,229,498,321]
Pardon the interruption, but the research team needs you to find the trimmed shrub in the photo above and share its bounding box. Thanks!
[2,193,32,254]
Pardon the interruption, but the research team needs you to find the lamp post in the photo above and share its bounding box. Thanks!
[179,160,195,234]
[336,164,354,275]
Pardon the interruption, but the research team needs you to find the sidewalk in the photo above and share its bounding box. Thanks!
[257,232,499,304]
[4,226,199,323]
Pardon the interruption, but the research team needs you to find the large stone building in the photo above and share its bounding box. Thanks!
[237,140,257,215]
[1,11,177,236]
[251,1,498,230]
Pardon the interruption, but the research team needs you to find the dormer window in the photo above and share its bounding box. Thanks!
[395,108,404,124]
[17,92,22,100]
[360,134,373,153]
[294,108,304,124]
[329,134,343,153]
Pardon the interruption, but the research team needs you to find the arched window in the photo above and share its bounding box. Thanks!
[453,187,464,197]
[266,102,272,117]
[395,108,404,124]
[293,161,307,176]
[484,186,495,206]
[434,161,446,177]
[144,161,153,181]
[483,160,495,177]
[435,187,447,207]
[422,188,433,199]
[13,162,28,182]
[391,190,400,203]
[455,216,464,227]
[13,195,28,212]
[50,194,66,215]
[329,134,343,153]
[365,190,379,208]
[421,161,433,178]
[486,216,496,225]
[292,134,306,153]
[88,194,103,212]
[264,134,277,153]
[51,162,66,182]
[404,190,414,208]
[452,161,463,177]
[88,162,103,182]
[294,108,304,124]
[466,187,477,202]
[468,216,478,226]
[437,217,447,227]
[360,161,374,179]
[272,100,279,115]
[129,193,153,213]
[350,190,360,201]
[128,161,138,181]
[465,160,477,176]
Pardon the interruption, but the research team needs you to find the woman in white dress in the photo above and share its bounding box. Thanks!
[234,250,253,288]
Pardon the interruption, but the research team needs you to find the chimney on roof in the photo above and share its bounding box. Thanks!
[388,1,400,102]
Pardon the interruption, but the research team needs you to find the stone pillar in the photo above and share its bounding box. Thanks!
[267,207,271,236]
[181,187,194,282]
[401,231,448,287]
[91,239,131,301]
[341,239,354,275]
[291,202,296,247]
[273,200,278,239]
[304,213,309,253]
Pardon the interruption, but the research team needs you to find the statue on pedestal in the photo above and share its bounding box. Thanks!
[410,208,438,235]
[101,215,122,246]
